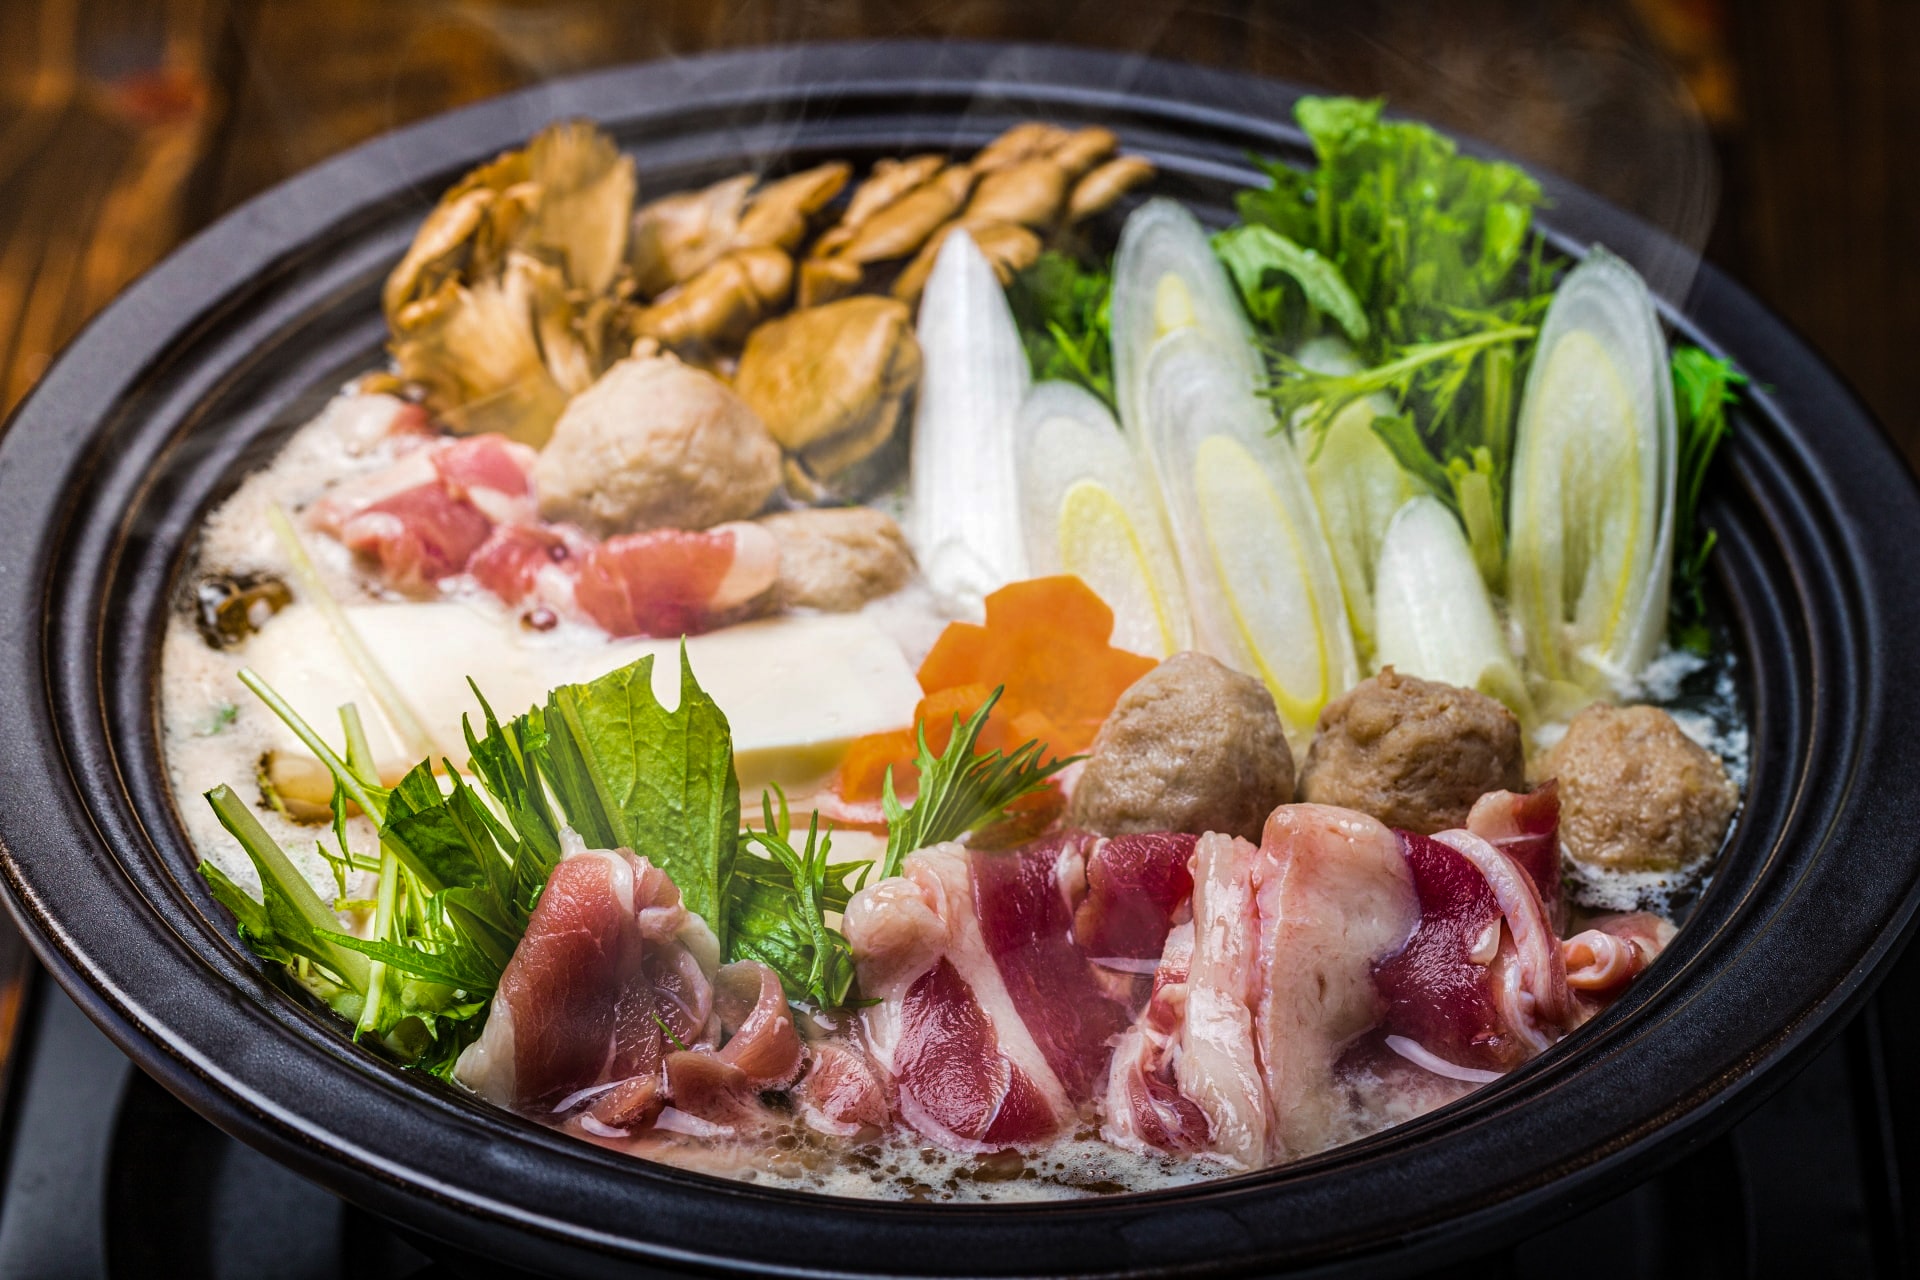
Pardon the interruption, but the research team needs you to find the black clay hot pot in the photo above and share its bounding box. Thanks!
[1,40,1917,1280]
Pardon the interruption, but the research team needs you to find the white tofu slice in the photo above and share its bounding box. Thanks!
[242,602,923,812]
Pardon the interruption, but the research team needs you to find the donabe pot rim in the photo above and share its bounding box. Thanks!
[1,40,1917,1280]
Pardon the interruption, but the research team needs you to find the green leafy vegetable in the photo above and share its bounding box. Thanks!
[1669,345,1746,650]
[1006,250,1116,408]
[880,688,1072,881]
[1236,96,1558,559]
[198,649,740,1077]
[1238,97,1550,354]
[728,789,866,1007]
[1212,224,1369,344]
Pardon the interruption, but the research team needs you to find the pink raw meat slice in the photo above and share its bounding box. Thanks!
[843,844,1076,1151]
[453,836,715,1112]
[1254,805,1419,1162]
[1372,831,1510,1071]
[970,834,1132,1100]
[1466,782,1563,929]
[1072,831,1199,962]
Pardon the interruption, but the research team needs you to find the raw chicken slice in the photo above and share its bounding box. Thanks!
[1254,805,1420,1162]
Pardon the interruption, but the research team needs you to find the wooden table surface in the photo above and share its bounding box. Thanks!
[0,0,1914,466]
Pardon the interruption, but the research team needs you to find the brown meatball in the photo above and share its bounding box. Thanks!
[1068,652,1294,844]
[1541,703,1738,874]
[532,344,782,537]
[759,507,915,612]
[1297,667,1524,835]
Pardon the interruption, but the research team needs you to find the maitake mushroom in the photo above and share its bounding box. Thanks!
[804,123,1154,305]
[384,120,639,445]
[733,296,922,500]
[624,163,849,354]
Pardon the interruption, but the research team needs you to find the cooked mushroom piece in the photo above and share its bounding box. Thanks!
[1296,666,1526,835]
[759,507,915,612]
[629,173,755,298]
[733,296,922,496]
[1068,155,1156,223]
[391,253,577,445]
[890,219,1042,304]
[1542,703,1738,875]
[532,341,783,536]
[1068,651,1295,844]
[630,247,794,353]
[631,163,850,298]
[383,120,637,443]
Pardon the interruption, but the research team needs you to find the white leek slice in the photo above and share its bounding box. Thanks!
[909,229,1031,614]
[1294,336,1417,661]
[1508,249,1676,691]
[1373,497,1531,716]
[1015,381,1191,658]
[1140,328,1358,743]
[1111,198,1261,442]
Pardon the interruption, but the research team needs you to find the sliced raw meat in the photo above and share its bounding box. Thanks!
[969,835,1132,1100]
[1103,1025,1211,1156]
[430,434,537,522]
[1564,910,1675,1007]
[1171,832,1269,1168]
[1372,831,1510,1071]
[574,521,781,638]
[843,843,1075,1151]
[1466,782,1563,929]
[1433,828,1571,1055]
[467,522,590,610]
[794,1042,892,1137]
[1254,805,1420,1162]
[1072,831,1198,962]
[713,960,804,1088]
[338,482,495,594]
[453,832,717,1111]
[313,433,537,593]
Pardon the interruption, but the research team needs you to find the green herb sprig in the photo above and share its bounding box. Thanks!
[879,689,1072,881]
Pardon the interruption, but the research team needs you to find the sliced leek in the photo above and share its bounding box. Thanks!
[1507,249,1676,694]
[1015,382,1192,658]
[1292,337,1418,662]
[1111,198,1261,442]
[909,230,1032,614]
[1140,328,1358,744]
[1372,497,1531,717]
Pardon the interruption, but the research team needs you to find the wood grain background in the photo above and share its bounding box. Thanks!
[0,0,1913,463]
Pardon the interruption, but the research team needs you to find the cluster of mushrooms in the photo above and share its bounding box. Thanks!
[375,118,1152,505]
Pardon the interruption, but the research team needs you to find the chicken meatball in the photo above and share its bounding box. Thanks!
[759,507,914,612]
[532,342,782,537]
[1297,667,1524,835]
[1068,652,1294,844]
[1541,703,1738,874]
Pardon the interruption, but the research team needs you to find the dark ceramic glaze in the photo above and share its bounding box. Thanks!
[0,41,1917,1280]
